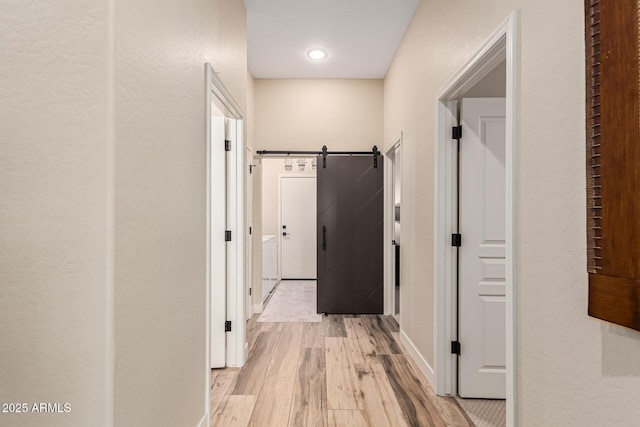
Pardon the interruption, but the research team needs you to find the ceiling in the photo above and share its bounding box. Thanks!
[245,0,420,79]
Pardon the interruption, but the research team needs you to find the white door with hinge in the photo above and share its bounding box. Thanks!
[245,147,253,321]
[458,97,506,398]
[210,114,227,368]
[280,175,316,279]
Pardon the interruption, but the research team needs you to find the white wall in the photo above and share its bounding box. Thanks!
[251,78,382,309]
[113,1,247,426]
[248,71,263,310]
[1,1,248,426]
[385,0,640,425]
[254,79,383,151]
[0,1,109,426]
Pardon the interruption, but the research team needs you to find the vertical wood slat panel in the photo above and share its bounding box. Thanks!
[586,0,640,332]
[586,0,602,274]
[597,0,640,278]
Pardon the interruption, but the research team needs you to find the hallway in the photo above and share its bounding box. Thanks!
[210,315,472,426]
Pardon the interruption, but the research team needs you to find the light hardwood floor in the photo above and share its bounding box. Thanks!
[210,315,474,427]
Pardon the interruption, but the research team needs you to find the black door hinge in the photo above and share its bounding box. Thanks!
[225,230,232,242]
[225,320,232,332]
[451,340,461,355]
[451,233,462,247]
[249,288,252,296]
[225,139,232,152]
[249,226,252,235]
[452,125,462,140]
[249,164,253,174]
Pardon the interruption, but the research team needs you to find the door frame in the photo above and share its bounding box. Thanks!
[205,63,246,421]
[433,12,517,426]
[277,173,317,281]
[245,145,253,321]
[383,132,403,317]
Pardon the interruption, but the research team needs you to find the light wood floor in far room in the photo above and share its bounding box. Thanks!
[210,315,473,427]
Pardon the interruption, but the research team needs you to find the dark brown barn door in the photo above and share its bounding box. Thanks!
[317,156,384,314]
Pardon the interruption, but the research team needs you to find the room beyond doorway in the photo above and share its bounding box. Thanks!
[260,157,317,306]
[434,12,517,426]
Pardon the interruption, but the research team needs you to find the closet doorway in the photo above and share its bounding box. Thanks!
[384,138,402,320]
[260,158,317,305]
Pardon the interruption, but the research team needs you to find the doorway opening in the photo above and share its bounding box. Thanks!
[255,148,385,319]
[384,134,403,321]
[256,157,319,322]
[434,12,517,427]
[205,63,247,421]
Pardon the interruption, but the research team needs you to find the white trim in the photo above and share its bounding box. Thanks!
[434,99,459,397]
[504,14,518,427]
[205,64,213,423]
[383,131,403,155]
[433,12,518,427]
[245,145,254,321]
[196,412,208,427]
[253,303,263,314]
[383,133,402,316]
[400,328,435,388]
[205,62,247,427]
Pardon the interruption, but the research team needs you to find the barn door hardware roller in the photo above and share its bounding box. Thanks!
[322,145,328,168]
[372,145,380,168]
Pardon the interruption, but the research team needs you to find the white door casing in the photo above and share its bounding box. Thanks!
[280,175,317,279]
[383,133,402,317]
[206,63,246,425]
[458,97,506,399]
[210,114,227,369]
[245,147,253,321]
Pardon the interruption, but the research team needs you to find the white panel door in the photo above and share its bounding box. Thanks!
[210,114,227,368]
[280,176,317,279]
[458,98,506,398]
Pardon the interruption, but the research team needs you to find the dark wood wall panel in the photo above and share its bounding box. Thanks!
[585,0,640,331]
[589,275,640,331]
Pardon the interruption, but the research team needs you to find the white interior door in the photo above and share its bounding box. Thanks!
[458,97,506,398]
[280,175,316,279]
[210,114,227,368]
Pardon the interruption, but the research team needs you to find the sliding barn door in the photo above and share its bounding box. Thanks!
[317,156,384,314]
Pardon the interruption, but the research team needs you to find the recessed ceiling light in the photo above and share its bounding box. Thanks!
[307,49,327,60]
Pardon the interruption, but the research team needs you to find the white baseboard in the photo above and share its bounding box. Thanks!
[253,303,263,314]
[400,328,436,389]
[196,412,208,427]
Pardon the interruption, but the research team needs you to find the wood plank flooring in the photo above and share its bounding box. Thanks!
[211,315,473,427]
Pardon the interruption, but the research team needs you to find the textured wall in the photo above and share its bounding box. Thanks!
[113,0,247,426]
[254,79,383,151]
[0,1,109,425]
[385,0,640,425]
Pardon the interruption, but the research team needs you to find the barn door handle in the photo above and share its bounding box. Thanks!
[322,226,327,250]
